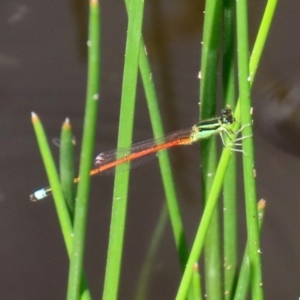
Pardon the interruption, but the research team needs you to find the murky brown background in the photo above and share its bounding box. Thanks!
[0,1,299,299]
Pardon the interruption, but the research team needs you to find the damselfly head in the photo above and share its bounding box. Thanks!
[220,108,235,125]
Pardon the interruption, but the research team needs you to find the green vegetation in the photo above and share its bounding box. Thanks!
[31,0,277,299]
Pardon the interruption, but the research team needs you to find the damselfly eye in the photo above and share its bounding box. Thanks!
[220,108,234,124]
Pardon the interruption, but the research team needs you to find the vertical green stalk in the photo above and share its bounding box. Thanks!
[176,1,277,298]
[234,200,266,300]
[102,0,144,299]
[248,0,278,84]
[199,0,222,299]
[138,44,189,270]
[31,114,91,300]
[67,1,100,299]
[134,204,169,300]
[60,118,75,218]
[124,0,190,293]
[31,113,74,255]
[223,0,238,298]
[123,0,189,274]
[236,0,263,298]
[124,0,189,273]
[191,263,202,300]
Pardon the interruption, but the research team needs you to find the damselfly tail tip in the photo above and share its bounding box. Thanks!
[29,188,48,202]
[29,194,37,202]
